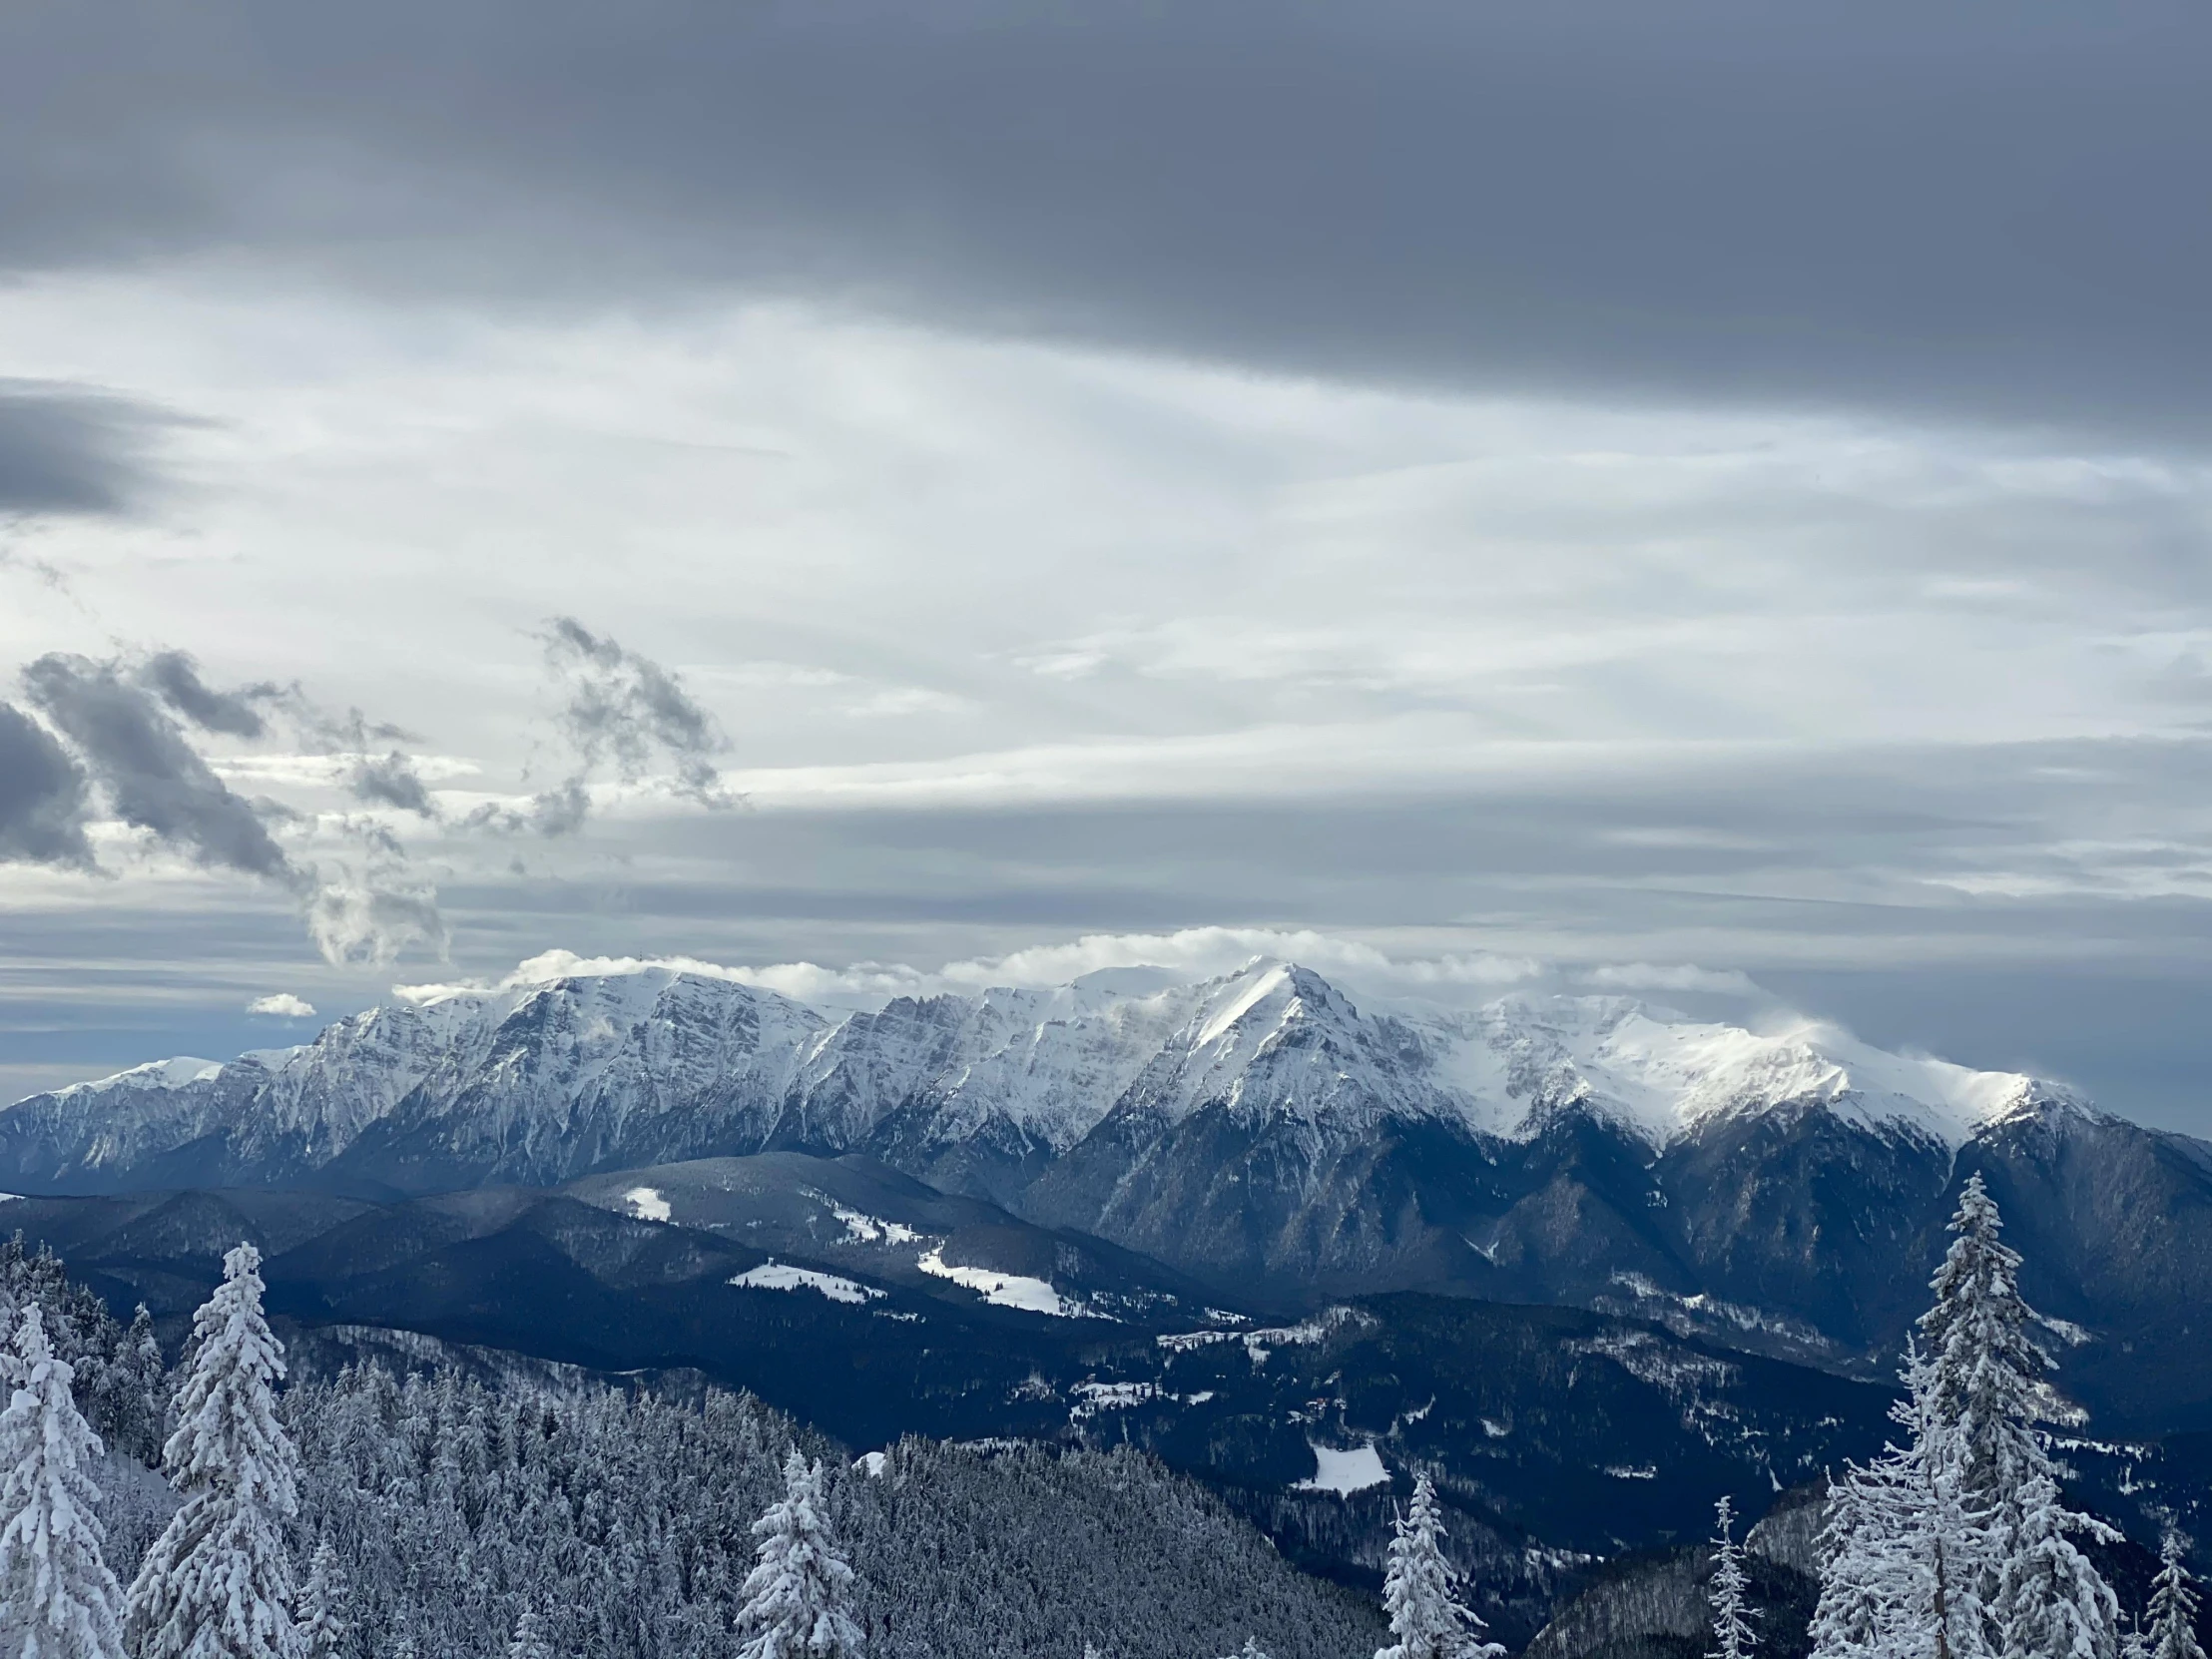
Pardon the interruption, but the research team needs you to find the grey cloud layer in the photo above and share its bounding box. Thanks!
[0,702,93,866]
[5,651,444,964]
[6,2,2208,439]
[0,380,169,515]
[464,619,736,836]
[22,654,293,879]
[0,625,736,962]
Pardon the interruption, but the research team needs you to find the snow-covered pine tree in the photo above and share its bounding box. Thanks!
[1919,1173,2116,1655]
[505,1609,549,1659]
[295,1540,346,1659]
[2149,1533,2206,1659]
[0,1305,124,1659]
[2128,1612,2155,1659]
[104,1309,167,1468]
[125,1244,303,1659]
[1991,1473,2119,1659]
[1810,1340,1996,1659]
[733,1448,862,1659]
[1707,1496,1757,1659]
[1214,1643,1271,1659]
[1376,1473,1502,1659]
[1808,1466,1881,1659]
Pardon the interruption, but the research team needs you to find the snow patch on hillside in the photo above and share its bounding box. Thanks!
[916,1248,1088,1317]
[827,1203,920,1246]
[1295,1444,1388,1495]
[624,1186,672,1223]
[730,1262,882,1304]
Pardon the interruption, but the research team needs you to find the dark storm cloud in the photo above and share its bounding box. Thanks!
[0,702,94,867]
[0,381,169,516]
[142,650,276,739]
[5,4,2210,440]
[13,652,450,963]
[21,654,294,879]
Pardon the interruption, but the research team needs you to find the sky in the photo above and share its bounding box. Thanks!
[4,1,2212,1131]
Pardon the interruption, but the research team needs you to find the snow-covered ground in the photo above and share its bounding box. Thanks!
[916,1248,1088,1317]
[730,1262,883,1305]
[1294,1444,1388,1495]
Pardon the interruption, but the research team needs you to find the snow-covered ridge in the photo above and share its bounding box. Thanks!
[0,954,2080,1188]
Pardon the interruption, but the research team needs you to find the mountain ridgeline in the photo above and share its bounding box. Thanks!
[8,956,2212,1429]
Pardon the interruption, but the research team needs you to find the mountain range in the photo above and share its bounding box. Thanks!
[6,954,2209,1429]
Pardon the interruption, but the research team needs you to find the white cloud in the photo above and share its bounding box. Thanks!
[393,932,1552,1013]
[1576,963,1763,996]
[246,992,317,1018]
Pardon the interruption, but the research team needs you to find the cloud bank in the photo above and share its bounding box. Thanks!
[5,3,2208,443]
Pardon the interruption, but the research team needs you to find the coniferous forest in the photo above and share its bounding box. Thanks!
[0,1178,2199,1658]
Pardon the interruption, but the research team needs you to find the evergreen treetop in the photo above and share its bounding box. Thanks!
[2150,1533,2206,1659]
[1377,1474,1500,1659]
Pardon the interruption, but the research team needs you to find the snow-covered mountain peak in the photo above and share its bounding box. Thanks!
[55,1056,226,1097]
[1407,993,2054,1150]
[1,954,2085,1193]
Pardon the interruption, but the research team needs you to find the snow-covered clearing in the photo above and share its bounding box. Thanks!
[624,1186,672,1222]
[916,1247,1087,1317]
[730,1262,883,1305]
[1294,1444,1388,1495]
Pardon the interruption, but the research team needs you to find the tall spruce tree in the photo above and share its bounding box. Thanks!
[126,1244,303,1659]
[0,1306,124,1659]
[1376,1474,1501,1659]
[295,1541,346,1659]
[1991,1474,2119,1659]
[1707,1496,1757,1659]
[504,1610,549,1659]
[2149,1534,2206,1659]
[1922,1174,2115,1659]
[1812,1341,1996,1659]
[733,1448,862,1659]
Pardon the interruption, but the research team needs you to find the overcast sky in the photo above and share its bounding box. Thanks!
[5,1,2212,1131]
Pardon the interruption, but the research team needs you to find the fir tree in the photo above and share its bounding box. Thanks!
[2149,1533,2206,1659]
[1811,1341,1996,1659]
[1376,1474,1501,1659]
[1920,1174,2115,1655]
[2127,1614,2154,1659]
[126,1244,304,1659]
[1991,1474,2118,1659]
[295,1541,346,1659]
[106,1310,167,1469]
[733,1448,862,1659]
[1707,1496,1757,1659]
[504,1609,548,1659]
[0,1306,124,1659]
[1920,1175,2060,1540]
